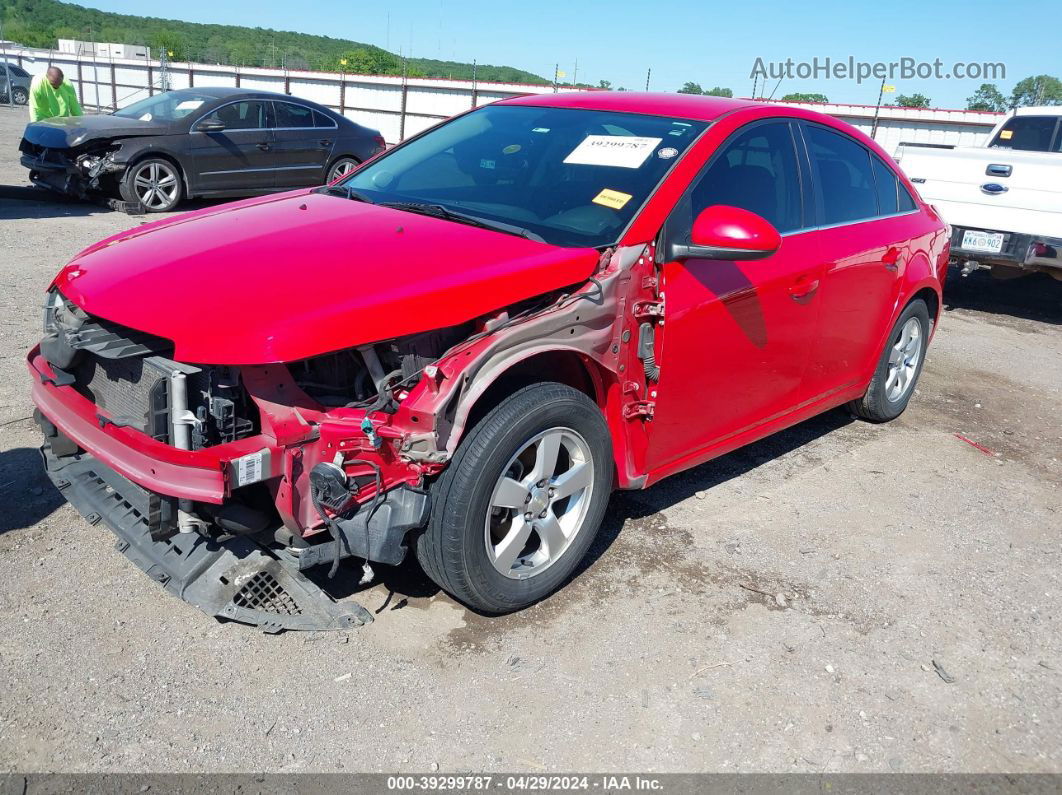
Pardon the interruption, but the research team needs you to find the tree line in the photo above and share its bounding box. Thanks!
[0,0,551,84]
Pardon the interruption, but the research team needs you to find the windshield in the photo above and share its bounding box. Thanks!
[336,104,706,247]
[114,91,215,123]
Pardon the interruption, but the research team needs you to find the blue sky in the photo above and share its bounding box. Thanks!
[81,0,1055,108]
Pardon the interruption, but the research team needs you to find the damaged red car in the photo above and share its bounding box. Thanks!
[28,93,949,630]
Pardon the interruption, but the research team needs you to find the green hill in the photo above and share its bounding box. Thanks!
[0,0,551,84]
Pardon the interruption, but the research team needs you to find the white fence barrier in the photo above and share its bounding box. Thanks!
[3,45,1004,151]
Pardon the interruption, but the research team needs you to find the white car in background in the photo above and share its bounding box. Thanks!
[896,106,1062,280]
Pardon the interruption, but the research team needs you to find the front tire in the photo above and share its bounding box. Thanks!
[119,158,183,212]
[849,299,930,422]
[417,383,613,614]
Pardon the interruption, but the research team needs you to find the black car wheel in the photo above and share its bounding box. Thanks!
[12,86,28,105]
[416,383,613,614]
[119,158,183,212]
[327,157,359,183]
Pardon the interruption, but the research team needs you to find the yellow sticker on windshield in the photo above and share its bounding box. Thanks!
[592,188,633,210]
[999,129,1013,139]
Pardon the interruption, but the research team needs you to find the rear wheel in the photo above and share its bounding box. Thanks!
[849,299,930,422]
[416,383,613,614]
[119,158,183,212]
[326,156,359,183]
[12,86,28,105]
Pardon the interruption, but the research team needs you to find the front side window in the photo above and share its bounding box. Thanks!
[274,102,315,129]
[200,101,268,131]
[805,125,877,225]
[690,121,804,234]
[335,104,707,247]
[989,116,1060,152]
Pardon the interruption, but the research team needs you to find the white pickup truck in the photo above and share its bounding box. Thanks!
[896,106,1062,280]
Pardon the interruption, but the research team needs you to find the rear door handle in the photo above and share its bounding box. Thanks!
[788,279,819,303]
[883,247,902,271]
[256,142,271,151]
[319,139,333,147]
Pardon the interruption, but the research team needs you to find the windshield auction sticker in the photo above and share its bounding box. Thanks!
[564,135,663,168]
[591,188,633,209]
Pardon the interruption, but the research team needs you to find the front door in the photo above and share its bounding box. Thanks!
[189,100,276,193]
[647,120,824,473]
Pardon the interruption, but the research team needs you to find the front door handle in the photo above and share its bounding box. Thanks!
[883,247,902,271]
[256,142,271,151]
[788,279,820,303]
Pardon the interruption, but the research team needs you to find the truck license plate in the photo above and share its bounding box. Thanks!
[961,230,1005,254]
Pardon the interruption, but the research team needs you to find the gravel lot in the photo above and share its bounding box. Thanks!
[1,105,1060,774]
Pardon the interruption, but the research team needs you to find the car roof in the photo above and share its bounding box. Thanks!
[171,86,310,102]
[498,91,762,122]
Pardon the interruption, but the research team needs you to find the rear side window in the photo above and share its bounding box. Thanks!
[691,121,804,233]
[990,116,1061,152]
[274,102,315,128]
[871,155,899,215]
[805,125,877,225]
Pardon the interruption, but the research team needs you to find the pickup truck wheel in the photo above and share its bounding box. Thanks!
[849,299,930,422]
[119,158,183,212]
[417,382,613,614]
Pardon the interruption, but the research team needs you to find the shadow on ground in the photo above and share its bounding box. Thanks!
[0,184,229,220]
[340,408,855,610]
[943,265,1062,325]
[0,445,65,534]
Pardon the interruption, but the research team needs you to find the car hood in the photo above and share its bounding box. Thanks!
[22,114,171,148]
[53,191,601,364]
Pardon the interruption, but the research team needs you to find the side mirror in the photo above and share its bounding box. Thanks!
[195,119,226,133]
[671,205,781,261]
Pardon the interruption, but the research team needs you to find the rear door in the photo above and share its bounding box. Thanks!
[798,123,909,397]
[271,101,334,187]
[188,100,276,193]
[646,119,825,472]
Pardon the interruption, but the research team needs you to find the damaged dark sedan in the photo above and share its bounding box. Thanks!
[19,86,386,212]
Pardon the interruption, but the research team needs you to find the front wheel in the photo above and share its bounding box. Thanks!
[849,298,930,422]
[119,158,183,212]
[416,383,613,614]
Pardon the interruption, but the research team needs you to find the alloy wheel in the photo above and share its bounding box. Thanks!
[885,317,922,402]
[328,158,358,182]
[132,161,179,210]
[484,427,595,580]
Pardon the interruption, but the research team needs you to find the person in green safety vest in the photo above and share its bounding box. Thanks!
[29,66,83,122]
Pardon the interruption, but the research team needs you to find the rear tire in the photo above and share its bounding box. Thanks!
[119,158,183,212]
[849,299,930,422]
[416,382,613,614]
[326,156,359,183]
[12,86,28,105]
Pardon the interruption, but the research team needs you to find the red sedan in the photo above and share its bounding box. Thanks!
[28,92,949,629]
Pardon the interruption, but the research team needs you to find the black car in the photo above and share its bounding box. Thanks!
[19,87,386,212]
[1,62,31,105]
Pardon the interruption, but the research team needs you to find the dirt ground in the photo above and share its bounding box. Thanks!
[0,105,1060,774]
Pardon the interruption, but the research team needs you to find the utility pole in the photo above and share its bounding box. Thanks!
[752,73,759,101]
[645,68,651,92]
[553,63,559,93]
[871,76,886,139]
[572,58,578,87]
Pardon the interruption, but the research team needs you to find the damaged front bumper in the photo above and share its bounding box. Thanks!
[19,140,130,204]
[29,347,432,632]
[39,434,374,632]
